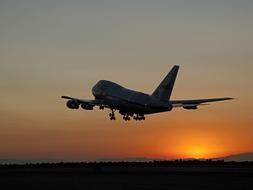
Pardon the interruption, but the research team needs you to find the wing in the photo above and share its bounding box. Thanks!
[171,97,234,110]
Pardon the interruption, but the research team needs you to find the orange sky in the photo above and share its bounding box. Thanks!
[0,1,253,161]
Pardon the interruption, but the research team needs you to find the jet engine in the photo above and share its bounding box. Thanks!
[167,105,173,111]
[66,100,79,109]
[81,103,94,110]
[183,105,198,110]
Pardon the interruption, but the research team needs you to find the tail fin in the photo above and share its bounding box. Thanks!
[152,65,179,100]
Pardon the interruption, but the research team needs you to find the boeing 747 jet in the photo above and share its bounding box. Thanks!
[62,65,232,121]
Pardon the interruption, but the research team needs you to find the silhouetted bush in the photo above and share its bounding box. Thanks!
[1,159,253,170]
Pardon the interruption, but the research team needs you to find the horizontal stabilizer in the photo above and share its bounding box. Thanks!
[171,97,234,108]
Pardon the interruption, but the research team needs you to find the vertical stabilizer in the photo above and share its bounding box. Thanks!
[152,65,179,100]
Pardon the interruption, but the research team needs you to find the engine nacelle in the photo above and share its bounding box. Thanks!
[66,100,79,109]
[167,105,173,111]
[183,105,198,110]
[81,103,94,110]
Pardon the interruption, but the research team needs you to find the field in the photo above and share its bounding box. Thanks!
[1,161,253,190]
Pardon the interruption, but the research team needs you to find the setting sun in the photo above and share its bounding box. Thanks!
[183,146,213,159]
[159,126,233,160]
[169,144,220,159]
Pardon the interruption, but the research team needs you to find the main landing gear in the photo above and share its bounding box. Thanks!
[109,110,146,121]
[122,114,146,121]
[133,114,145,121]
[109,109,116,120]
[123,115,131,121]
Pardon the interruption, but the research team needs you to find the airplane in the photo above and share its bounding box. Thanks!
[62,65,233,121]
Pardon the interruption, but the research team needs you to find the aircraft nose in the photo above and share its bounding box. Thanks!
[92,82,102,98]
[92,83,98,95]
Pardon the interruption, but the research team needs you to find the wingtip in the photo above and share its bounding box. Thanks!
[225,97,237,101]
[61,95,71,99]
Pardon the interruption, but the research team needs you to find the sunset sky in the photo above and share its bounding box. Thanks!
[0,0,253,161]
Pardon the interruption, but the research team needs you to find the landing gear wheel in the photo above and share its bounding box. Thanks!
[109,109,116,120]
[110,116,116,120]
[134,114,145,121]
[123,115,131,121]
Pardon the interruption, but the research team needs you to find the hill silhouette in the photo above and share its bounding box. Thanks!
[215,152,253,162]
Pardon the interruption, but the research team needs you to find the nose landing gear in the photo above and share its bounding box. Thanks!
[109,110,116,120]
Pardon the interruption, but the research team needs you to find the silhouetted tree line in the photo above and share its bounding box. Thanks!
[1,159,253,169]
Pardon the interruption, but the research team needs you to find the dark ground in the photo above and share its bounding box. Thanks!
[1,161,253,190]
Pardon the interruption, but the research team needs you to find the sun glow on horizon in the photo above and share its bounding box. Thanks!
[160,128,230,159]
[182,146,216,159]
